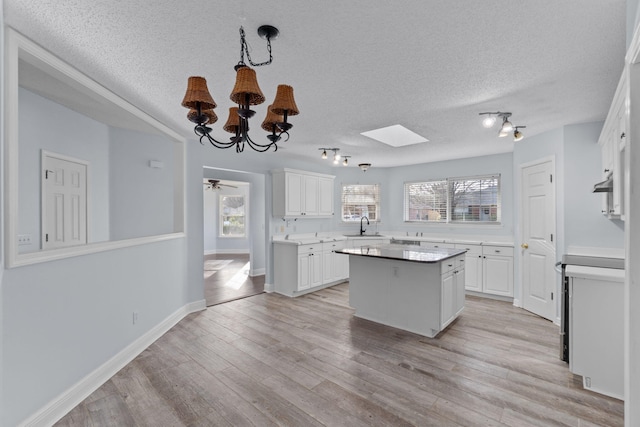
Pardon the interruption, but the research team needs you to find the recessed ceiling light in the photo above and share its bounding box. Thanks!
[360,124,428,147]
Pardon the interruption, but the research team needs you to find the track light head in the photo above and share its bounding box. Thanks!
[513,126,526,142]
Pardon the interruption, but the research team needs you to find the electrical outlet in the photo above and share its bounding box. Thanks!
[132,311,139,325]
[17,234,32,246]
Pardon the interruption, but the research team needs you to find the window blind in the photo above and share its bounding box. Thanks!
[404,180,447,222]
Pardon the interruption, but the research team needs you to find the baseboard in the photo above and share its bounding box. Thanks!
[513,298,522,307]
[250,267,265,277]
[19,299,207,427]
[203,249,249,255]
[264,282,274,293]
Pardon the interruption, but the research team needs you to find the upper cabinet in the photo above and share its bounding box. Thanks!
[598,70,628,220]
[272,169,335,218]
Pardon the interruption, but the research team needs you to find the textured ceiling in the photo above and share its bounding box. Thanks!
[4,0,627,167]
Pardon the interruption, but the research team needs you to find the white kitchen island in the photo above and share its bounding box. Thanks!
[336,244,467,338]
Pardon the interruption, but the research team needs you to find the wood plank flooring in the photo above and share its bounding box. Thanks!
[55,284,624,426]
[204,254,265,306]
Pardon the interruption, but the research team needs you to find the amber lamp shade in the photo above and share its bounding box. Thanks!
[182,76,217,110]
[230,67,265,106]
[270,85,299,116]
[261,104,284,132]
[223,107,241,134]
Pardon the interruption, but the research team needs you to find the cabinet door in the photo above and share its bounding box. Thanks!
[336,252,349,280]
[302,175,319,215]
[286,173,303,216]
[457,245,482,291]
[310,253,323,288]
[322,249,334,284]
[483,255,513,296]
[298,254,311,290]
[455,269,465,315]
[441,271,455,326]
[318,177,334,216]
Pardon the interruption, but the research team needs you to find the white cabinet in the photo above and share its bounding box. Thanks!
[420,241,455,249]
[482,245,514,297]
[454,243,513,297]
[440,255,465,329]
[298,251,322,290]
[598,71,627,219]
[455,243,482,292]
[348,238,390,248]
[318,177,334,216]
[567,265,624,399]
[274,240,348,297]
[272,169,335,218]
[322,240,349,284]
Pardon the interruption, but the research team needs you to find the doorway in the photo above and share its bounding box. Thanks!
[520,157,556,321]
[202,170,266,306]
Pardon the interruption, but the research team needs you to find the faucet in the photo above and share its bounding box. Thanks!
[360,216,369,235]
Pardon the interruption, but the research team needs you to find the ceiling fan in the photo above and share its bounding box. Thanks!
[203,179,238,190]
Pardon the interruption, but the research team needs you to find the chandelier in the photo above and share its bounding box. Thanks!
[181,26,299,153]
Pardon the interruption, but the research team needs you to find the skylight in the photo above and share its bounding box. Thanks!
[360,124,428,147]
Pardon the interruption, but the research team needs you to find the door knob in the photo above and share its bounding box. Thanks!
[521,243,529,249]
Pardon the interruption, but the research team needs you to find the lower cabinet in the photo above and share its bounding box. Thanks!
[298,251,322,291]
[441,256,465,328]
[456,243,514,297]
[274,241,349,297]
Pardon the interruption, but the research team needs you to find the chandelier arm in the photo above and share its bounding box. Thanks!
[245,131,279,152]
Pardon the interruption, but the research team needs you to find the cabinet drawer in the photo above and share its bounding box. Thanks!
[298,244,321,255]
[455,254,466,269]
[441,257,457,275]
[483,245,514,257]
[323,240,346,251]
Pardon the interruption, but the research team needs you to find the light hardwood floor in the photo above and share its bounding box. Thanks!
[56,284,623,426]
[204,254,265,306]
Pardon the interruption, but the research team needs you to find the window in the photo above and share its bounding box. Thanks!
[219,195,246,237]
[341,184,380,222]
[404,174,500,224]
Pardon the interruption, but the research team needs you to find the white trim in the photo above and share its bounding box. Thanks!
[512,298,521,307]
[18,299,206,427]
[11,232,185,268]
[4,27,187,269]
[264,282,275,292]
[204,249,249,255]
[250,267,265,276]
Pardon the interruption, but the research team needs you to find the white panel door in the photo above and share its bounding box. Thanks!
[521,159,556,321]
[42,152,88,250]
[298,254,311,290]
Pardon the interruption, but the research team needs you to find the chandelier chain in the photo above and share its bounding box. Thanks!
[238,26,273,68]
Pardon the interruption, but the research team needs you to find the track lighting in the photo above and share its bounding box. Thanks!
[342,156,350,166]
[499,115,513,134]
[513,126,526,142]
[480,111,524,139]
[319,147,339,160]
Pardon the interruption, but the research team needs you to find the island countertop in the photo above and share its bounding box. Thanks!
[335,244,466,263]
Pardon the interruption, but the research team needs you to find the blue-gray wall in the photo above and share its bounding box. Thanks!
[18,88,111,250]
[109,127,176,241]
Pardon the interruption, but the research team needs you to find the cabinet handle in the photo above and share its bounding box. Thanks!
[460,259,465,262]
[495,250,501,253]
[604,168,610,173]
[448,263,453,267]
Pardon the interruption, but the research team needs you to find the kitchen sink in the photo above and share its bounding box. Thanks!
[343,234,381,238]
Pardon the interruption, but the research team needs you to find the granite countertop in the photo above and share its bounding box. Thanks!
[335,244,466,263]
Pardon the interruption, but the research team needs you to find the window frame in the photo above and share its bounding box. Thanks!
[341,183,381,223]
[404,174,501,225]
[219,194,246,238]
